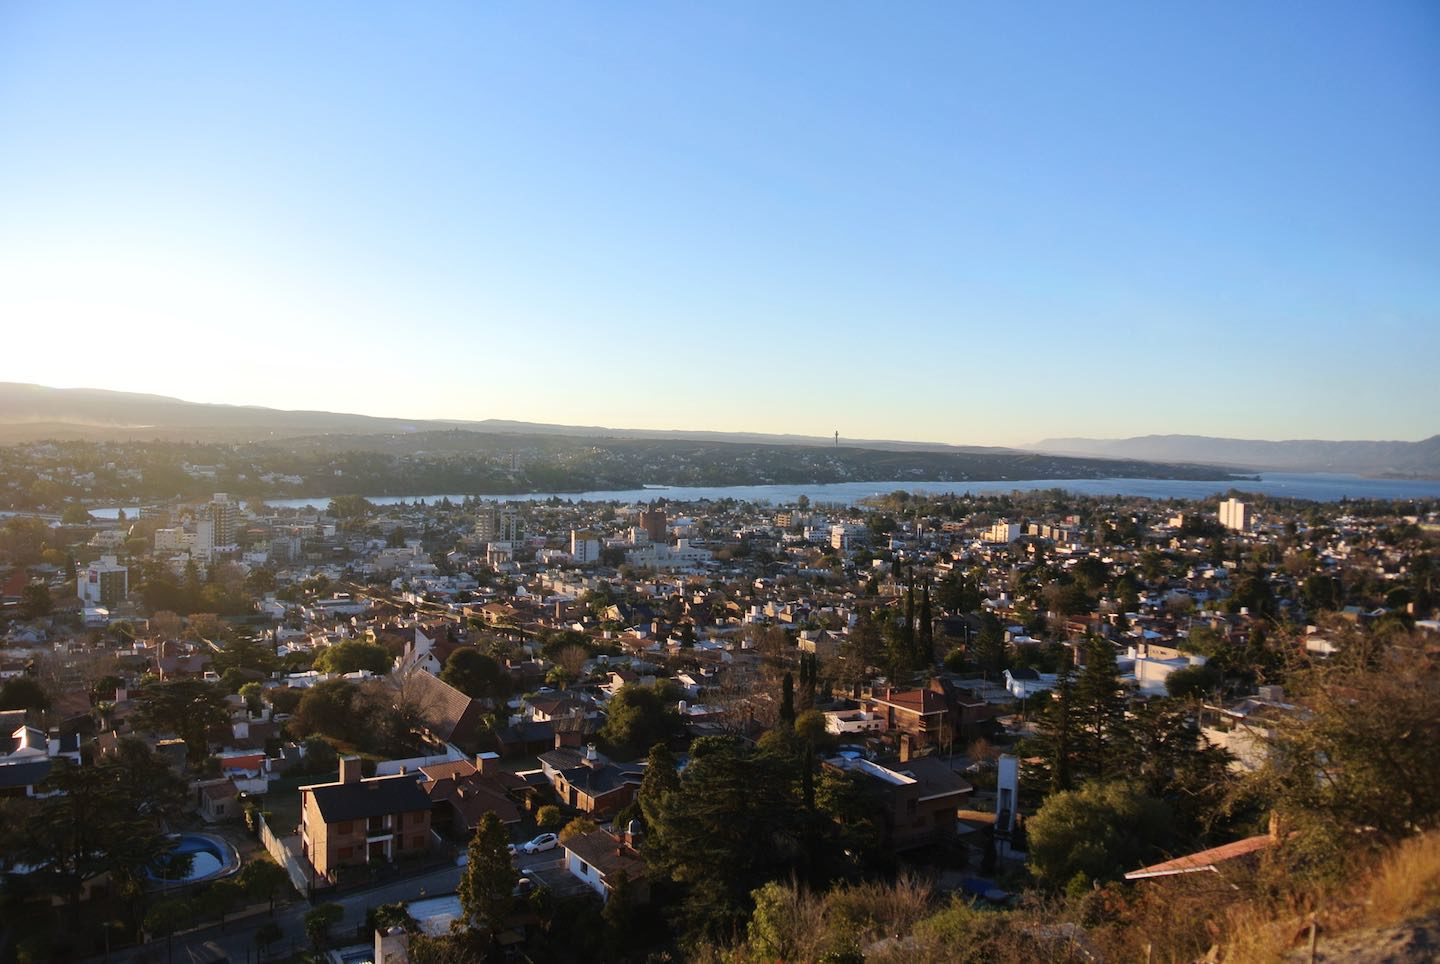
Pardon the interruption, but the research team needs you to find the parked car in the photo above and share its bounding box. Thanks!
[520,832,558,854]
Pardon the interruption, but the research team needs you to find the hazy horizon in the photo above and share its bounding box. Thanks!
[2,3,1436,446]
[3,380,1435,448]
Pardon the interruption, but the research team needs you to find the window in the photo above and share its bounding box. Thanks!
[335,820,351,834]
[337,846,353,860]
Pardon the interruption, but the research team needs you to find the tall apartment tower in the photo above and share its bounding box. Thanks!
[209,493,238,546]
[78,555,129,607]
[476,503,523,543]
[639,508,668,543]
[1219,498,1250,532]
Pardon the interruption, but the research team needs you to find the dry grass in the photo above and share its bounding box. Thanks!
[1218,830,1440,963]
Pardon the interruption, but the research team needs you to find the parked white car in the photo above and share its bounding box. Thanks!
[520,832,559,854]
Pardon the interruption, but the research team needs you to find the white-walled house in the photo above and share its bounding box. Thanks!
[562,828,648,903]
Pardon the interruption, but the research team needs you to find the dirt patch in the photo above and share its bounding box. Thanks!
[1285,914,1440,963]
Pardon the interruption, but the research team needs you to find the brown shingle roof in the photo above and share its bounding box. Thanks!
[403,670,484,743]
[563,830,645,883]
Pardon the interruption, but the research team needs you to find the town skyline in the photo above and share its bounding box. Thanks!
[3,3,1437,445]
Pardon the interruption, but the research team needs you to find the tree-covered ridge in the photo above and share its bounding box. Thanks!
[0,432,1236,510]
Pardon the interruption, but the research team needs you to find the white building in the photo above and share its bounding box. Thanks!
[830,523,868,552]
[823,708,887,736]
[570,530,601,565]
[624,539,713,572]
[1219,498,1250,532]
[1126,642,1207,697]
[985,521,1022,544]
[78,555,128,607]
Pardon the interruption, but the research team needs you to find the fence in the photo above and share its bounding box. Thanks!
[257,811,315,897]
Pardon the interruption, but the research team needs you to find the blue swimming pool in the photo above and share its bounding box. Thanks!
[146,833,240,885]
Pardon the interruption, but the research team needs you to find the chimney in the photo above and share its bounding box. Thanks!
[584,744,600,768]
[476,751,499,776]
[339,755,362,784]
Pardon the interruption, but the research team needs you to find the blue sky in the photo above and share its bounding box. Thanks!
[1,2,1435,445]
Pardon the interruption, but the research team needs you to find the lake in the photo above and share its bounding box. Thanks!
[88,472,1440,518]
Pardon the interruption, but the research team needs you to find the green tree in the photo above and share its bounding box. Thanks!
[326,495,374,521]
[19,584,52,620]
[239,681,265,714]
[1164,663,1221,700]
[1027,781,1172,887]
[1072,637,1128,782]
[0,675,51,712]
[198,878,245,931]
[211,634,278,676]
[439,648,505,700]
[535,804,565,831]
[238,857,290,915]
[61,504,94,525]
[289,679,360,743]
[305,902,344,950]
[1257,632,1440,861]
[645,738,805,943]
[598,683,683,758]
[313,639,391,676]
[919,584,934,663]
[1025,665,1076,793]
[1124,698,1234,840]
[457,812,517,944]
[938,569,982,613]
[637,742,680,831]
[559,816,600,842]
[779,672,796,726]
[130,679,229,767]
[20,754,181,921]
[254,921,283,960]
[972,612,1006,675]
[601,871,640,958]
[145,897,194,962]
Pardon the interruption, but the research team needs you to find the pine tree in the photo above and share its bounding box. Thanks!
[919,584,934,666]
[780,673,796,725]
[457,813,517,944]
[1072,637,1128,782]
[904,571,917,667]
[1029,667,1077,793]
[638,742,680,832]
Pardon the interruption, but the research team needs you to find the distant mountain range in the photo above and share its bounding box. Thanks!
[0,383,1246,490]
[1027,434,1440,479]
[0,382,996,453]
[2,385,1429,479]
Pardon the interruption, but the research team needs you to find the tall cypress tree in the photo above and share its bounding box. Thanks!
[904,570,917,668]
[919,584,934,666]
[779,672,796,725]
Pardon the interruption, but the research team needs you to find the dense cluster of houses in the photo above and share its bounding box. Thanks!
[2,488,1437,928]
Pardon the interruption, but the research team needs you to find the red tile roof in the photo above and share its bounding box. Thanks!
[1125,833,1280,880]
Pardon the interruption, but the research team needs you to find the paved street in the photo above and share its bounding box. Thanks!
[94,863,465,963]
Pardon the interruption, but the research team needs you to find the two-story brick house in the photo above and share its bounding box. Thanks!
[300,757,433,882]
